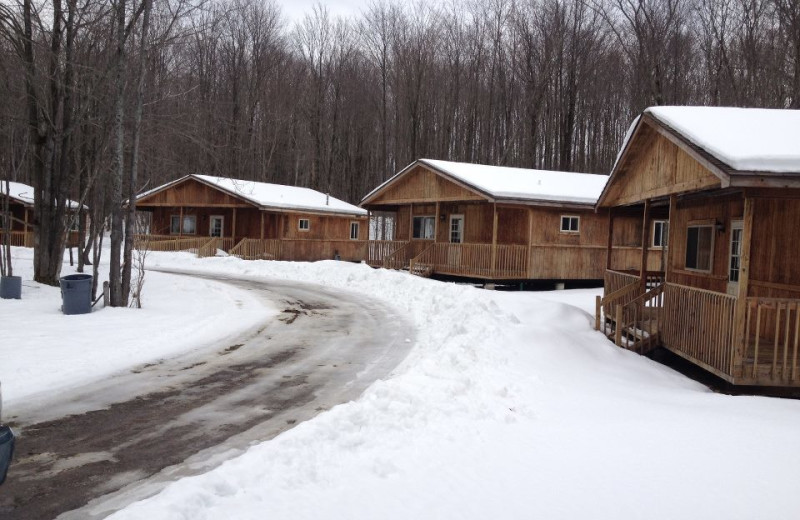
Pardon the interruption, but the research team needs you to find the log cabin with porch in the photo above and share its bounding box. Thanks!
[135,175,368,261]
[595,106,800,389]
[361,159,658,282]
[0,181,82,248]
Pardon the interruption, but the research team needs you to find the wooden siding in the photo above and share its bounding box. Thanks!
[601,127,722,207]
[137,177,254,208]
[366,164,485,205]
[666,193,743,293]
[749,196,800,299]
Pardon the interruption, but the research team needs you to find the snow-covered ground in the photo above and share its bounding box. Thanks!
[112,254,799,520]
[0,247,274,411]
[4,248,800,519]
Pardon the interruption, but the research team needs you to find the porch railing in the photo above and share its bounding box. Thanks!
[661,283,737,381]
[408,243,528,279]
[142,236,209,253]
[367,240,408,267]
[197,237,235,258]
[229,238,282,260]
[742,298,800,384]
[0,230,34,247]
[614,283,665,352]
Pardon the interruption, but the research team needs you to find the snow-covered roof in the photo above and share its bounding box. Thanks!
[138,174,367,216]
[1,180,83,210]
[645,106,800,173]
[364,159,608,205]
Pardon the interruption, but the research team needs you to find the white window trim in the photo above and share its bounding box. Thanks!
[298,218,310,231]
[449,214,464,244]
[560,215,580,234]
[209,215,225,238]
[652,219,669,249]
[412,215,436,240]
[728,220,744,282]
[349,221,360,240]
[685,223,715,273]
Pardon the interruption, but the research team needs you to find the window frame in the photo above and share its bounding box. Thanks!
[560,215,580,234]
[449,214,464,244]
[209,215,225,238]
[685,223,715,273]
[349,221,360,240]
[652,220,669,249]
[728,220,743,283]
[298,218,310,231]
[412,215,436,240]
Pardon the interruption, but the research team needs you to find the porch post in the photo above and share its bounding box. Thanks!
[491,203,498,274]
[409,202,414,241]
[232,207,237,243]
[260,211,265,239]
[605,208,614,271]
[24,208,30,247]
[179,206,184,237]
[527,207,533,278]
[665,195,677,283]
[640,198,651,289]
[434,201,440,242]
[733,195,754,374]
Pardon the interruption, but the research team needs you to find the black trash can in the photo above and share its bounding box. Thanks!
[60,274,93,315]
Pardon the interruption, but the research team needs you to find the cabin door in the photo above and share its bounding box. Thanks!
[727,220,743,296]
[210,216,224,238]
[448,215,464,268]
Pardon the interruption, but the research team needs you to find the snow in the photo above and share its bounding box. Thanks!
[646,106,800,173]
[71,255,799,520]
[0,180,83,210]
[0,247,275,410]
[137,174,367,216]
[363,159,609,205]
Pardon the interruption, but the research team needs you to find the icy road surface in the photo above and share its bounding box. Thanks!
[0,271,413,520]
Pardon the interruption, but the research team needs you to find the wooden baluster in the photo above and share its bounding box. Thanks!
[773,303,782,379]
[793,303,800,382]
[783,304,792,381]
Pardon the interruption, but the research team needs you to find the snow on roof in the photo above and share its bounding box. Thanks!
[149,175,366,216]
[645,106,800,173]
[417,159,608,205]
[1,180,83,210]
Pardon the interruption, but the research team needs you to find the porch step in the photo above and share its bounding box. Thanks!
[410,263,433,277]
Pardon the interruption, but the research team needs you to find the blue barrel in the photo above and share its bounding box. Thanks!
[0,425,14,485]
[60,274,93,315]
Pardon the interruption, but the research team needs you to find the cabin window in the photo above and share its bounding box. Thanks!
[298,218,310,231]
[412,216,435,240]
[560,215,580,233]
[350,221,359,240]
[685,225,713,271]
[729,222,743,282]
[170,215,196,234]
[652,220,669,248]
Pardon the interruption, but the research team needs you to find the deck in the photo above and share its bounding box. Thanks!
[596,269,800,388]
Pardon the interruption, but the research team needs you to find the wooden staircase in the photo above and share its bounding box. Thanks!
[597,281,665,355]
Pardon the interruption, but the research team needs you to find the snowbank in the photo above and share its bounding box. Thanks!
[0,247,274,410]
[105,254,800,520]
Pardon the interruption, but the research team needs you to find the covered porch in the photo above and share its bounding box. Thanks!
[596,193,800,388]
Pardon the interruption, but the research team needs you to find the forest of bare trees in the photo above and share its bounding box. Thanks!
[1,0,799,299]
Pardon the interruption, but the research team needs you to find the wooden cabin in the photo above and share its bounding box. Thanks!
[595,106,800,388]
[0,181,82,248]
[135,174,368,261]
[361,159,659,281]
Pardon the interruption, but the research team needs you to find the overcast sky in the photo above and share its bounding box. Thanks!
[279,0,371,23]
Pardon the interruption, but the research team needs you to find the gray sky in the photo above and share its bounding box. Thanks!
[279,0,371,23]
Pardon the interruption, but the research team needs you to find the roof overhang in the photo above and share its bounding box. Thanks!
[598,111,800,208]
